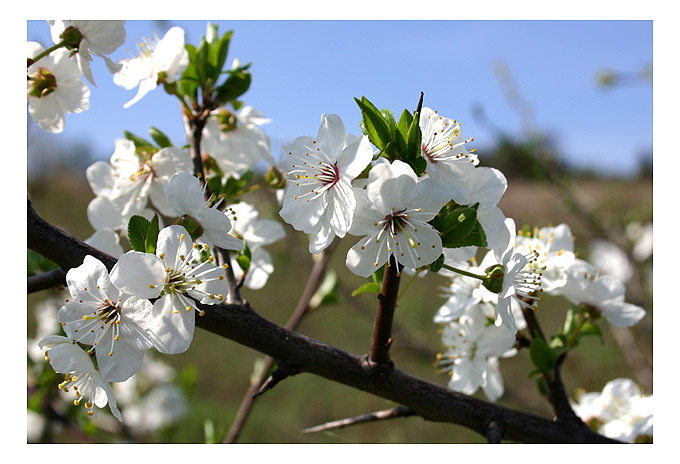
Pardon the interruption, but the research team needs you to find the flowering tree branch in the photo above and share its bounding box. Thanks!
[26,199,622,444]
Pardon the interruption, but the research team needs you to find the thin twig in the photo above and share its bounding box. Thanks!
[222,239,339,444]
[301,405,416,434]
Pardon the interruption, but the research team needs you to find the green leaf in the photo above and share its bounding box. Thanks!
[351,282,381,297]
[149,126,173,148]
[381,108,397,133]
[211,30,233,74]
[409,157,427,176]
[429,253,445,273]
[145,214,160,255]
[128,215,151,252]
[194,37,210,83]
[215,70,251,104]
[452,220,488,248]
[529,336,555,373]
[355,96,393,151]
[437,204,478,248]
[123,130,155,150]
[27,249,58,277]
[371,266,385,285]
[405,111,422,161]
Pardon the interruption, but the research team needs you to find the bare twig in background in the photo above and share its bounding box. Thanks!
[301,405,416,434]
[223,239,339,443]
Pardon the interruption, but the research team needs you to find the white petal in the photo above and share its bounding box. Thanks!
[110,251,165,299]
[66,256,113,302]
[148,295,195,354]
[97,339,145,382]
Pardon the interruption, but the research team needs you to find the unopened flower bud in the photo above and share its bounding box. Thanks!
[482,264,505,294]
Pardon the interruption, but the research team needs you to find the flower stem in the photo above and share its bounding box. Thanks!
[397,268,421,302]
[440,263,487,281]
[369,257,402,364]
[28,41,66,67]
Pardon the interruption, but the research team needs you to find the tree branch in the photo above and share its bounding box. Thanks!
[26,200,622,443]
[369,257,401,365]
[28,268,67,294]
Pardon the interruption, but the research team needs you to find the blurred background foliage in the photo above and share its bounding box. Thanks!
[26,62,652,444]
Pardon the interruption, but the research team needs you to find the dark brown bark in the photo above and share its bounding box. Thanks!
[26,199,621,443]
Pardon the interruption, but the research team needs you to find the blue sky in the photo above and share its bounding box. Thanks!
[27,19,653,176]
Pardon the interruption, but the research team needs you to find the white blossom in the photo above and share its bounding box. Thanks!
[38,336,123,421]
[201,107,274,177]
[27,42,90,134]
[164,172,243,251]
[556,259,645,327]
[48,20,126,85]
[280,114,373,253]
[110,225,230,354]
[114,26,189,108]
[435,307,516,401]
[57,256,154,382]
[346,159,449,277]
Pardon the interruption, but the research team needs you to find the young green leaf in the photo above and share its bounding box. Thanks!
[123,130,155,150]
[529,336,555,373]
[149,127,173,148]
[351,281,382,297]
[216,70,251,105]
[128,215,151,253]
[405,111,422,161]
[354,96,393,151]
[145,214,160,255]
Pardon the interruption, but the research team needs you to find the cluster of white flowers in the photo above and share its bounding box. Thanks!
[28,20,652,442]
[27,21,127,133]
[571,378,653,442]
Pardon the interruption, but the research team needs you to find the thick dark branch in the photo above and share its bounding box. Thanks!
[26,201,621,443]
[28,268,67,294]
[301,405,416,434]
